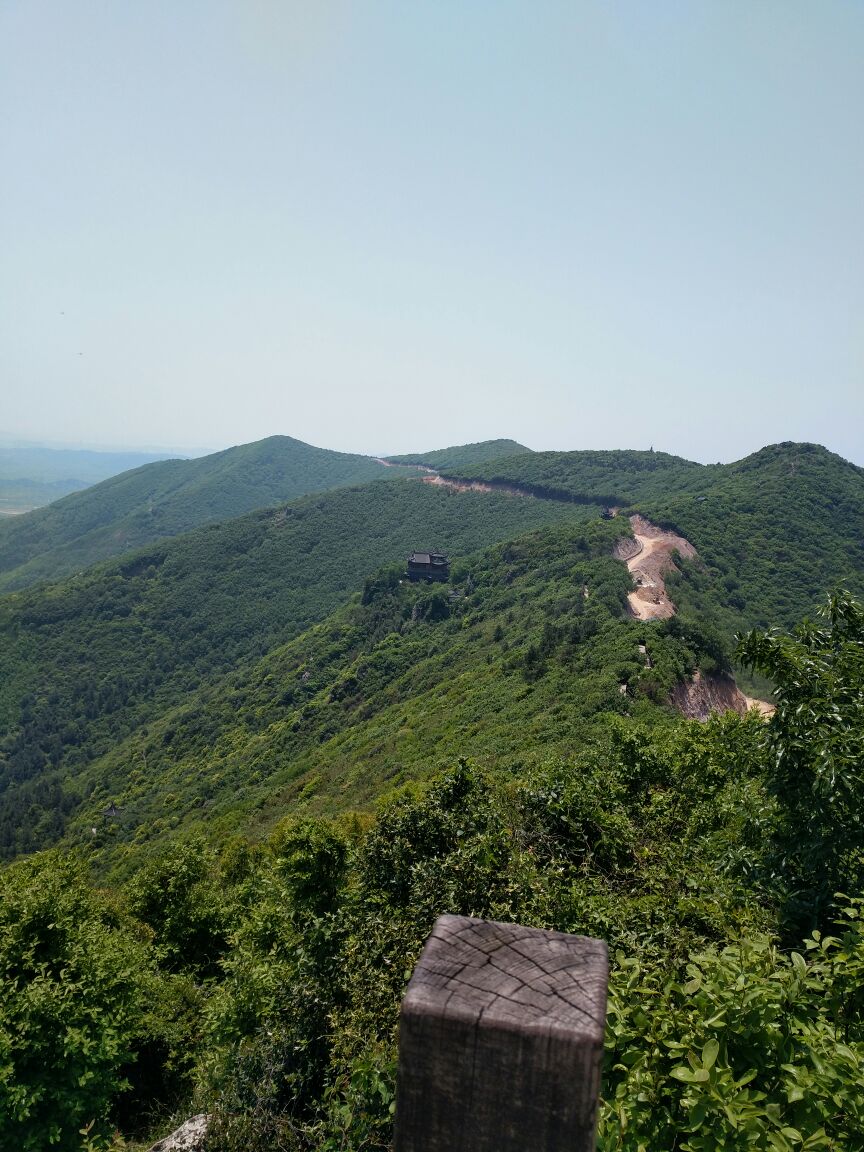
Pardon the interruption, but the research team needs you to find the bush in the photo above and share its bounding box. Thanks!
[601,898,864,1151]
[0,854,153,1151]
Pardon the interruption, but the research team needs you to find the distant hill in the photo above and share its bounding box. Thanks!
[0,443,177,514]
[0,436,416,591]
[0,478,599,858]
[384,439,532,471]
[641,442,864,638]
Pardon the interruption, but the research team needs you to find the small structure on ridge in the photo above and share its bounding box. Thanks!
[407,551,450,582]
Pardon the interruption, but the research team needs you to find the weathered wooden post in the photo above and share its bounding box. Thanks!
[394,914,608,1152]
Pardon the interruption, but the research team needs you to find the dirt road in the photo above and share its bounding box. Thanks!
[420,474,530,497]
[622,515,696,621]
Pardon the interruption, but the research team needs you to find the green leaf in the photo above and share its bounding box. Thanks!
[701,1039,719,1070]
[670,1065,697,1083]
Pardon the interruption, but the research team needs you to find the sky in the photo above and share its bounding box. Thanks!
[1,1,862,464]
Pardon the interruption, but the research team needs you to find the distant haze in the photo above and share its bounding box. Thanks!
[1,2,862,465]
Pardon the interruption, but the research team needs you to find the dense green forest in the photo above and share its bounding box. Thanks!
[0,481,599,858]
[0,437,420,592]
[439,447,714,504]
[1,438,863,1151]
[57,518,728,875]
[384,439,532,471]
[444,442,864,637]
[2,593,863,1151]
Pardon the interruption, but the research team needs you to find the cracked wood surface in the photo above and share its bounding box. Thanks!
[394,914,608,1152]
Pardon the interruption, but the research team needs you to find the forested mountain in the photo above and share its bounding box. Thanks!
[438,446,713,502]
[644,442,864,634]
[2,439,864,1152]
[0,436,418,592]
[60,517,723,871]
[443,441,864,635]
[2,442,863,864]
[384,438,532,471]
[0,479,599,857]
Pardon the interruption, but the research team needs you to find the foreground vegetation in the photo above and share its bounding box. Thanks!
[2,593,863,1151]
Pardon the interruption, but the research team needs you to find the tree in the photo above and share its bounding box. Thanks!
[0,854,152,1151]
[737,591,864,934]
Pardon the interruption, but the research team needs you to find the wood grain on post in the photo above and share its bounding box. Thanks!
[394,914,608,1152]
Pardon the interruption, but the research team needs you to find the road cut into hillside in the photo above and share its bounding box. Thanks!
[619,514,697,621]
[421,474,530,497]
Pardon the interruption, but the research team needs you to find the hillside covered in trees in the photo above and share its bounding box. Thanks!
[0,480,600,858]
[441,442,864,638]
[3,593,863,1151]
[0,437,863,1151]
[0,436,420,592]
[383,438,532,471]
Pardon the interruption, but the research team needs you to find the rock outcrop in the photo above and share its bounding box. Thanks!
[146,1115,209,1152]
[669,671,773,721]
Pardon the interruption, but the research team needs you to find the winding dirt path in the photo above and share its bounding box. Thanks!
[616,516,775,716]
[621,515,696,621]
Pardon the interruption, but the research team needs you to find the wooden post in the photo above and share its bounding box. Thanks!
[394,914,608,1152]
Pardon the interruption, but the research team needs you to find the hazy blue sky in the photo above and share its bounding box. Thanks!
[2,1,862,463]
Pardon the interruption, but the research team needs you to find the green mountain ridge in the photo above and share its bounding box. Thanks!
[442,441,864,636]
[0,436,417,592]
[384,438,532,471]
[2,440,863,864]
[65,516,701,873]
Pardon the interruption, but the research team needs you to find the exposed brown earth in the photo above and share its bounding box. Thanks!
[741,694,775,717]
[374,458,434,472]
[670,671,775,721]
[421,474,530,497]
[671,670,751,720]
[619,514,697,621]
[613,516,774,718]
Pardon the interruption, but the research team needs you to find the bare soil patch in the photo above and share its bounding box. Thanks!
[421,475,529,497]
[622,515,696,621]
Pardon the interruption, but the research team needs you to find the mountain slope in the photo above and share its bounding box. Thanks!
[438,447,712,503]
[643,442,864,635]
[0,436,416,592]
[0,479,598,857]
[59,517,730,874]
[3,441,863,866]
